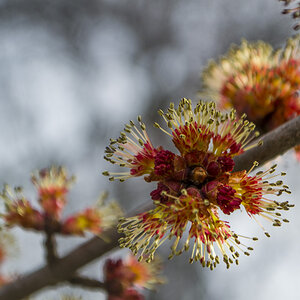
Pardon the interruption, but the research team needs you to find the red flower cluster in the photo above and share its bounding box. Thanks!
[201,35,300,158]
[0,167,121,236]
[104,99,293,269]
[104,255,164,300]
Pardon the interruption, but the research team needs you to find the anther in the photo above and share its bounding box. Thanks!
[138,123,145,130]
[204,199,210,206]
[158,109,164,116]
[181,189,187,196]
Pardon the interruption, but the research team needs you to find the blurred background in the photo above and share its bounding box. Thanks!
[0,0,299,299]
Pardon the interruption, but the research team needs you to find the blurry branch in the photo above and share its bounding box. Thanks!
[44,231,58,265]
[0,115,300,300]
[68,275,106,290]
[0,229,119,300]
[44,217,59,265]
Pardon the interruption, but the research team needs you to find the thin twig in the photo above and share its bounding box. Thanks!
[0,229,120,300]
[44,216,59,265]
[44,215,60,265]
[45,231,58,264]
[0,116,299,300]
[68,275,106,291]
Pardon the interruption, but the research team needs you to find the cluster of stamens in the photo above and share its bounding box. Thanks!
[104,99,293,269]
[200,35,300,158]
[104,117,157,181]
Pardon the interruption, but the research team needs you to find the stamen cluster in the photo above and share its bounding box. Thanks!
[201,35,300,157]
[104,99,293,269]
[0,166,121,236]
[104,255,164,300]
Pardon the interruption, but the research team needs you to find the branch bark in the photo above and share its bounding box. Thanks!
[44,231,58,265]
[234,115,300,171]
[0,116,300,300]
[44,217,59,265]
[68,275,106,290]
[0,229,120,300]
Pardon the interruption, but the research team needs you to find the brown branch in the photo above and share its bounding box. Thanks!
[68,275,106,291]
[0,116,300,300]
[44,231,58,265]
[234,115,300,171]
[0,229,121,300]
[44,217,59,265]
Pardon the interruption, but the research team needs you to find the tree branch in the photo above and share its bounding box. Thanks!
[0,116,299,300]
[234,115,300,171]
[44,217,59,265]
[68,275,106,291]
[44,231,58,265]
[0,229,120,300]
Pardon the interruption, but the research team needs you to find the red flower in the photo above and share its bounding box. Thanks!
[201,35,300,158]
[106,99,292,269]
[1,169,121,236]
[31,166,74,219]
[154,149,175,176]
[217,185,242,215]
[104,255,163,299]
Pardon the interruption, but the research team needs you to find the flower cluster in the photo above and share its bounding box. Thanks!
[0,166,121,236]
[104,254,164,300]
[201,35,300,131]
[104,99,292,269]
[200,36,300,157]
